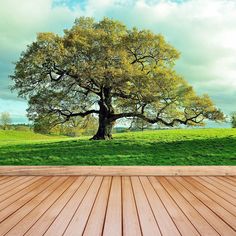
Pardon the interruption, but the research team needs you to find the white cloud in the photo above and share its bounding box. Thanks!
[0,0,236,122]
[119,0,236,114]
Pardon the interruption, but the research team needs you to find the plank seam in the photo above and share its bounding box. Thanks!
[4,177,71,235]
[20,177,79,236]
[220,177,236,187]
[138,176,163,235]
[185,177,236,217]
[81,176,105,236]
[213,177,236,190]
[199,176,236,198]
[178,177,236,232]
[0,177,42,204]
[40,176,87,235]
[156,177,202,235]
[0,176,34,198]
[101,176,113,235]
[0,177,50,213]
[147,176,182,236]
[165,177,220,235]
[192,177,236,207]
[62,176,102,235]
[129,176,143,236]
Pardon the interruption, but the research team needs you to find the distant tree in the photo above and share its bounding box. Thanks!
[129,117,152,131]
[33,119,51,134]
[11,17,225,140]
[14,125,31,132]
[0,112,11,130]
[231,112,236,128]
[79,114,98,136]
[57,115,98,137]
[34,114,98,136]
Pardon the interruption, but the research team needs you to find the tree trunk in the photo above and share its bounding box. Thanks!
[90,92,114,140]
[91,116,114,140]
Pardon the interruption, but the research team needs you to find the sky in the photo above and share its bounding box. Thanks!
[0,0,236,124]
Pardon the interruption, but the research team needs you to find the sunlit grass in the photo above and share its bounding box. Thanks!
[0,128,235,165]
[0,130,68,146]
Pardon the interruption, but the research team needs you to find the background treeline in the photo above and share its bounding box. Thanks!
[1,111,236,137]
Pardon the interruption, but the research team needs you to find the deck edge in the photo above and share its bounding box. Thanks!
[0,166,235,176]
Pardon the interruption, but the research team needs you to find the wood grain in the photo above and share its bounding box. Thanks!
[0,175,234,236]
[0,165,235,176]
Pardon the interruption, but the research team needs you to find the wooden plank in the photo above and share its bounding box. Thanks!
[0,175,235,236]
[63,176,103,236]
[167,177,236,235]
[0,166,235,176]
[83,177,112,236]
[139,176,181,236]
[122,177,142,236]
[0,177,58,221]
[226,176,236,182]
[0,177,49,211]
[177,177,236,231]
[31,176,94,236]
[131,176,162,236]
[192,177,236,206]
[103,177,122,236]
[0,177,19,190]
[0,177,41,203]
[0,176,17,186]
[0,177,68,235]
[6,177,80,236]
[0,176,34,196]
[218,176,236,187]
[0,177,69,236]
[149,176,200,236]
[158,177,218,235]
[200,176,236,197]
[0,176,9,182]
[185,177,236,216]
[209,177,236,191]
[22,176,85,235]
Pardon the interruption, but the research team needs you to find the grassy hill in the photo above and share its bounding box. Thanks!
[0,128,235,165]
[0,130,67,146]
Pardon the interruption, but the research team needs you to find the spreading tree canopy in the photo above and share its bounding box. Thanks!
[11,17,224,139]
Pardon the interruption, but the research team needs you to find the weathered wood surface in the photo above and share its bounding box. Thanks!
[0,175,235,235]
[0,165,236,176]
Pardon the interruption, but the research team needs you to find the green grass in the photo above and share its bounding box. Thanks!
[0,128,235,165]
[0,130,67,146]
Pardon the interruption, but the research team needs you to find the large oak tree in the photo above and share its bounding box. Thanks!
[11,17,224,139]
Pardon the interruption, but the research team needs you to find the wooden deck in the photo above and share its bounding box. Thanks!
[0,175,235,235]
[0,165,236,176]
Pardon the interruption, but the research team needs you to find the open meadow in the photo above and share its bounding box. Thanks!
[0,128,235,165]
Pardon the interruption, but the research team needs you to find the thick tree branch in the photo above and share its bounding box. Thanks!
[43,60,101,96]
[49,108,99,119]
[111,112,204,126]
